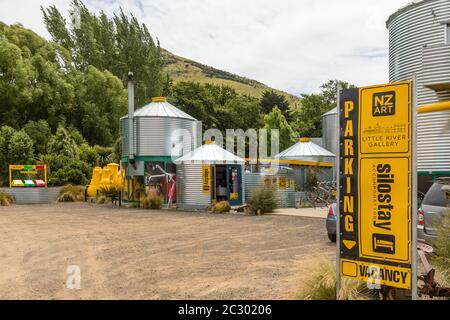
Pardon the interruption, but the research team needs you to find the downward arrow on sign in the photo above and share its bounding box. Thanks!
[343,240,356,250]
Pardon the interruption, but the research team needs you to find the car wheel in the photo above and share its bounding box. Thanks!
[327,233,336,242]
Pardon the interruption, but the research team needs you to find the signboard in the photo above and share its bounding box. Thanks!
[9,164,47,188]
[338,81,413,290]
[202,165,211,194]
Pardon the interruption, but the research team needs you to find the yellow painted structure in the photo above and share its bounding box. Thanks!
[86,167,102,197]
[86,164,123,198]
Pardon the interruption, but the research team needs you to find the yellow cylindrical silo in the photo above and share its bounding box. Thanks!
[87,167,103,197]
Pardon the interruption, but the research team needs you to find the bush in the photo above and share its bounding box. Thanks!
[432,211,450,285]
[295,259,378,300]
[212,201,231,213]
[0,191,16,206]
[57,184,85,202]
[98,184,121,203]
[41,154,91,186]
[248,187,278,215]
[96,195,107,204]
[142,196,163,209]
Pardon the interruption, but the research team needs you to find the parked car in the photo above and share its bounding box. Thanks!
[325,203,337,242]
[418,178,450,243]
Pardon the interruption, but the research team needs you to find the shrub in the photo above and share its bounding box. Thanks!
[96,195,107,204]
[0,191,16,206]
[212,201,231,213]
[57,184,85,202]
[41,154,91,187]
[295,259,378,300]
[248,187,278,215]
[142,196,163,209]
[98,184,121,203]
[432,211,450,286]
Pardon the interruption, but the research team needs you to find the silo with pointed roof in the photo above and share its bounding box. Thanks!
[120,97,201,203]
[174,141,245,210]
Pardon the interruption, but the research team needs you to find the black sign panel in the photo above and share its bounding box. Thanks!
[339,88,359,259]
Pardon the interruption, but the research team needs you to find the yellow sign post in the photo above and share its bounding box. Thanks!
[338,81,414,292]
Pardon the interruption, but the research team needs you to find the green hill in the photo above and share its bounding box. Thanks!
[162,49,300,103]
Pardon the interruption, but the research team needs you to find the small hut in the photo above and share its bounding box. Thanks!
[276,138,335,187]
[174,141,245,210]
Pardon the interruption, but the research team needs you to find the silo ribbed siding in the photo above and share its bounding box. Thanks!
[176,164,211,208]
[120,118,199,157]
[387,0,450,172]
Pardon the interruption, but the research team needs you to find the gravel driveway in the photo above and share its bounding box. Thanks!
[0,203,334,299]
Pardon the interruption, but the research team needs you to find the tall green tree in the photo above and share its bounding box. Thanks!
[260,90,290,117]
[292,80,356,137]
[42,0,165,107]
[47,126,79,158]
[263,107,296,151]
[170,81,263,132]
[23,120,52,155]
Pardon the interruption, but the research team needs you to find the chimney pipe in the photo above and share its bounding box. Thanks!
[127,72,135,164]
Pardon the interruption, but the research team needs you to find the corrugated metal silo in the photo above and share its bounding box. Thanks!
[387,0,450,186]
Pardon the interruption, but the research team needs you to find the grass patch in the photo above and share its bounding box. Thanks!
[0,191,16,206]
[432,211,450,286]
[294,259,378,300]
[211,201,231,214]
[57,184,85,202]
[142,196,164,209]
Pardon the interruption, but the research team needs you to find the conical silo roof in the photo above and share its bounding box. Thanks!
[121,97,197,120]
[174,141,245,164]
[276,138,335,160]
[322,107,337,117]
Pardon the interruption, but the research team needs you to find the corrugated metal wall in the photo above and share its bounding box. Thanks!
[322,112,338,156]
[121,117,200,158]
[387,0,450,173]
[176,164,211,210]
[244,173,296,208]
[0,187,62,204]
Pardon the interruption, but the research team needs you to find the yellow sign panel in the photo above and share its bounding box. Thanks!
[202,165,211,194]
[289,179,295,189]
[359,83,411,154]
[341,259,411,289]
[359,157,411,263]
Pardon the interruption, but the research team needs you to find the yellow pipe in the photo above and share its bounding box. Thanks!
[244,158,334,168]
[418,100,450,114]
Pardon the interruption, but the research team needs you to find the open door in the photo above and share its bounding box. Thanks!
[227,165,242,206]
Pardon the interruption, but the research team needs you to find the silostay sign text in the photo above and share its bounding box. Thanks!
[339,81,413,289]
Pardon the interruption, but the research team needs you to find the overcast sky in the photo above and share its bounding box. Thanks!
[0,0,410,95]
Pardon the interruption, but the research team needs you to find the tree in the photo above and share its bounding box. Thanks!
[260,90,290,117]
[8,130,34,164]
[292,80,356,138]
[320,79,356,109]
[69,66,127,146]
[47,126,79,158]
[94,145,114,167]
[42,0,165,107]
[292,93,328,137]
[24,120,52,155]
[170,81,262,133]
[263,107,296,151]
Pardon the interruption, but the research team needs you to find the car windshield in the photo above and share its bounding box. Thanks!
[422,183,450,207]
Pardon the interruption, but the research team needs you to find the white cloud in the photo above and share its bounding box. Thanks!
[0,0,410,95]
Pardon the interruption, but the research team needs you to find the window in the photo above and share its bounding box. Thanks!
[447,24,450,44]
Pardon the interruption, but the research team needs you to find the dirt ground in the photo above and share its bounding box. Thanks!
[0,203,334,300]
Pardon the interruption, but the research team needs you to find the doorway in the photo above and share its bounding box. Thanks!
[213,165,242,206]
